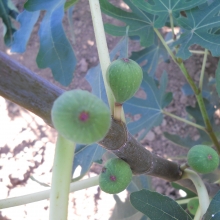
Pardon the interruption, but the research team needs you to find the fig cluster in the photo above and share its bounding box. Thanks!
[99,158,133,194]
[106,58,143,104]
[187,145,219,174]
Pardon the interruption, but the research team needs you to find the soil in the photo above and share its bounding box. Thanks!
[0,0,219,219]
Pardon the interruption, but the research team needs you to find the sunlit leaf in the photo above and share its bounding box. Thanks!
[24,0,76,86]
[11,10,40,53]
[130,0,206,28]
[173,1,220,59]
[100,0,156,47]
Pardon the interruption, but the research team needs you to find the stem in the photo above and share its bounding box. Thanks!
[182,169,209,217]
[190,50,210,55]
[199,49,208,90]
[125,26,129,58]
[194,206,201,220]
[176,197,198,205]
[49,135,75,220]
[88,0,115,114]
[162,110,206,131]
[0,176,99,209]
[114,103,123,121]
[154,28,177,64]
[169,13,175,40]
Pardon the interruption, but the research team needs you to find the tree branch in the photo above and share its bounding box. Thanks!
[0,51,219,196]
[0,51,63,127]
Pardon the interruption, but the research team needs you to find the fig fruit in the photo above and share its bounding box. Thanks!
[187,198,199,215]
[51,90,111,144]
[187,145,219,174]
[106,58,143,103]
[99,158,132,194]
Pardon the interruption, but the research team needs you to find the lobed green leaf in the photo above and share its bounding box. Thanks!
[11,10,40,53]
[100,0,156,47]
[23,0,76,86]
[124,71,172,138]
[130,0,206,28]
[173,1,220,59]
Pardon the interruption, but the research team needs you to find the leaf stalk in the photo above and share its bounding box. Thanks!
[199,49,209,90]
[169,13,175,40]
[182,169,209,218]
[49,135,75,220]
[162,110,206,131]
[0,176,99,209]
[88,0,115,114]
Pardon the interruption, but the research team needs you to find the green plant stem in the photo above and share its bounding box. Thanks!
[125,26,129,58]
[88,0,126,123]
[182,169,209,217]
[49,135,75,220]
[176,197,198,205]
[154,28,177,64]
[0,176,99,209]
[190,50,210,55]
[169,13,175,40]
[88,0,115,114]
[155,28,220,153]
[162,110,206,131]
[199,49,209,90]
[194,206,201,220]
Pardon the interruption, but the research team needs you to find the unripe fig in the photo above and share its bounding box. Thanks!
[187,198,199,215]
[51,90,111,144]
[99,158,132,194]
[187,145,219,174]
[106,58,143,103]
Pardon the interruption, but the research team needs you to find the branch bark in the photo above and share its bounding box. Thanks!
[0,51,63,127]
[0,51,219,196]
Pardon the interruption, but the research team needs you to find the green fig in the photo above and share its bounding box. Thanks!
[99,158,132,194]
[106,58,143,103]
[187,145,219,174]
[187,198,199,215]
[51,90,111,144]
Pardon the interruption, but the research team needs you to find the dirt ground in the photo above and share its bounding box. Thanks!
[0,0,219,219]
